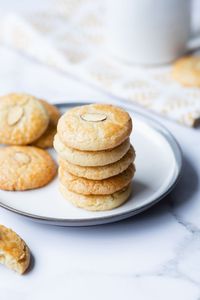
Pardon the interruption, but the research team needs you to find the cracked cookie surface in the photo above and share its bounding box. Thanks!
[0,146,57,191]
[57,104,132,151]
[0,93,49,145]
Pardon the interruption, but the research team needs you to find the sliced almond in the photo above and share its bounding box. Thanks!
[81,113,107,122]
[7,106,24,126]
[14,152,31,164]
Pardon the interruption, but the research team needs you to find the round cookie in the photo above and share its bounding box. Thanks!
[59,163,135,195]
[32,100,60,148]
[54,134,130,167]
[0,146,57,191]
[57,104,132,151]
[172,56,200,87]
[59,182,132,211]
[0,224,30,274]
[59,145,135,180]
[0,93,49,145]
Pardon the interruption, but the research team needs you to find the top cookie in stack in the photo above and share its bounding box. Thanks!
[54,104,136,211]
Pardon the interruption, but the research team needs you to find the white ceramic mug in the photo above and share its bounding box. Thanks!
[106,0,200,65]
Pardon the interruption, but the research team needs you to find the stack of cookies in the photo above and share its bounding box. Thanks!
[54,104,136,211]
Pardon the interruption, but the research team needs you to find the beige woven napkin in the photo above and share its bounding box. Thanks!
[0,0,200,127]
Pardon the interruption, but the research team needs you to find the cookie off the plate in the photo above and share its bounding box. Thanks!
[0,224,30,274]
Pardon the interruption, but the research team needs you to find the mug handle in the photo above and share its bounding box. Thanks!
[187,0,200,53]
[187,34,200,53]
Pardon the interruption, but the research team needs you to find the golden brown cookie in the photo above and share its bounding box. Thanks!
[0,146,57,191]
[0,224,30,274]
[172,55,200,87]
[59,182,132,211]
[54,134,130,167]
[59,163,135,195]
[0,93,49,145]
[57,104,132,151]
[59,145,135,180]
[32,100,60,148]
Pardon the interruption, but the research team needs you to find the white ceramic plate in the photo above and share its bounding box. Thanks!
[0,103,182,226]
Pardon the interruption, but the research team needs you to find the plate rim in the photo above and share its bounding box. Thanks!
[0,102,182,226]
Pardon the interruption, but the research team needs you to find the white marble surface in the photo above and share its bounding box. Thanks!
[0,41,200,300]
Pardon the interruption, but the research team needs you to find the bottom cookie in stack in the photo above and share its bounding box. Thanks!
[59,182,132,211]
